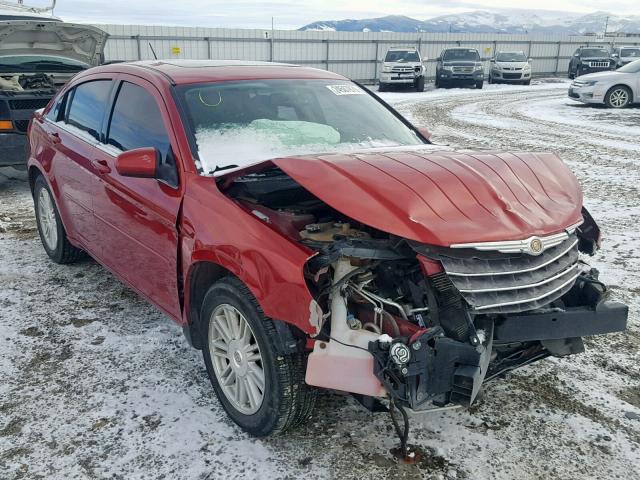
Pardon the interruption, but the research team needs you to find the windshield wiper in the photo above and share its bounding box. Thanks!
[211,164,239,174]
[19,61,85,71]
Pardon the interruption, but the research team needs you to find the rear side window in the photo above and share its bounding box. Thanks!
[66,80,112,140]
[107,82,178,186]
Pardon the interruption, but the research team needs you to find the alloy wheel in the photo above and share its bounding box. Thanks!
[609,88,629,108]
[208,304,265,414]
[37,187,58,251]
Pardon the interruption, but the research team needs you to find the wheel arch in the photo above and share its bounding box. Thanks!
[606,83,634,103]
[183,259,305,353]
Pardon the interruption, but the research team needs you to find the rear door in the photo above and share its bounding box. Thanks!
[91,76,183,319]
[41,77,114,249]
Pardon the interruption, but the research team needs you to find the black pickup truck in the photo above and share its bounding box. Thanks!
[0,20,107,166]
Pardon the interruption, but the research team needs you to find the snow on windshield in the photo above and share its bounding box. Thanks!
[195,119,401,175]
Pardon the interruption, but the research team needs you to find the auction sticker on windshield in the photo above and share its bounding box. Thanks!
[326,84,365,95]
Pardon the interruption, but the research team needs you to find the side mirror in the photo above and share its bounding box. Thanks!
[416,127,432,141]
[612,53,619,58]
[116,147,158,178]
[528,58,533,63]
[574,53,580,57]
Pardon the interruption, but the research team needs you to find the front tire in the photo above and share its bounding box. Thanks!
[33,175,84,264]
[378,82,388,92]
[201,277,315,436]
[415,76,425,92]
[605,85,632,108]
[476,80,484,89]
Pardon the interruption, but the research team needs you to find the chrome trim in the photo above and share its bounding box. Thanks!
[472,271,581,311]
[449,220,583,255]
[446,239,579,277]
[458,263,579,293]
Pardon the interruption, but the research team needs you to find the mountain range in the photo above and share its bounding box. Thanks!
[299,11,640,35]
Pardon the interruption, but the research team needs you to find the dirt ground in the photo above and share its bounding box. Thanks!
[1,80,639,479]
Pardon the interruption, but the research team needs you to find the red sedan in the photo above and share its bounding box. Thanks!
[27,60,626,441]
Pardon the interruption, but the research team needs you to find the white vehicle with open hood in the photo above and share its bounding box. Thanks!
[378,47,426,92]
[0,17,108,166]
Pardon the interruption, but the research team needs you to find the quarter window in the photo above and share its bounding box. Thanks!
[66,80,112,140]
[107,82,178,186]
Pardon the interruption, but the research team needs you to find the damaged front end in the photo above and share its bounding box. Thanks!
[219,156,628,415]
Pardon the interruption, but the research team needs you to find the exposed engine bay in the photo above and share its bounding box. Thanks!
[222,166,628,418]
[0,72,58,92]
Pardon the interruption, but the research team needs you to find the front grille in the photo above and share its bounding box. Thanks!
[503,73,522,79]
[8,98,50,110]
[453,66,474,73]
[391,66,413,73]
[14,120,30,133]
[588,61,609,68]
[438,235,581,314]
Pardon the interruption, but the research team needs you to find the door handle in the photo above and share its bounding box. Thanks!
[91,159,111,174]
[48,132,61,144]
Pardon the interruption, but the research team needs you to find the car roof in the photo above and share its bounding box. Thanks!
[443,47,478,51]
[86,60,347,85]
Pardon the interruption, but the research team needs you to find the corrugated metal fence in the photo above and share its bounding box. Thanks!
[95,24,640,82]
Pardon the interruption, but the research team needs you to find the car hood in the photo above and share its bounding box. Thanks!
[580,56,611,62]
[577,70,626,81]
[495,61,528,69]
[0,21,108,65]
[271,149,583,246]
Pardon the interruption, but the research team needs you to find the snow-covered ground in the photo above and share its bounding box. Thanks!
[1,79,639,480]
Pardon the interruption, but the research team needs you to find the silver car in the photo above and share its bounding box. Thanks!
[568,59,640,108]
[611,46,640,69]
[489,51,532,85]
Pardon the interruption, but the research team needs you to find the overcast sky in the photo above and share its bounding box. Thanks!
[24,0,640,28]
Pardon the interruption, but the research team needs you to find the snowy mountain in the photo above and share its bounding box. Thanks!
[299,11,640,35]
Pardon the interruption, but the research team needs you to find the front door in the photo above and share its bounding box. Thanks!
[91,77,183,319]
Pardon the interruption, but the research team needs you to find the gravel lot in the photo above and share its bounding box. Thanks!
[1,79,639,479]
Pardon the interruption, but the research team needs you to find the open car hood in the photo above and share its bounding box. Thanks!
[0,21,108,65]
[272,149,583,246]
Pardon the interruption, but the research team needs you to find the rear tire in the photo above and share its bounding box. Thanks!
[200,277,316,436]
[415,76,425,92]
[488,75,493,84]
[523,79,531,85]
[605,85,632,108]
[33,175,84,264]
[568,68,575,80]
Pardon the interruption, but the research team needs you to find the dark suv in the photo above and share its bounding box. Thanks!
[568,46,613,79]
[435,48,484,89]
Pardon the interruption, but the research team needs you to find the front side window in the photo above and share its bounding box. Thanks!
[178,79,424,175]
[66,80,112,141]
[443,49,480,62]
[107,81,178,186]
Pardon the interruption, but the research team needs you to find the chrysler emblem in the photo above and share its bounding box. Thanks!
[529,238,543,254]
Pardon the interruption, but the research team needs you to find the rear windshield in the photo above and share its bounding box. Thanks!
[496,52,527,62]
[0,55,88,73]
[621,48,640,58]
[385,50,419,62]
[443,49,480,62]
[178,79,424,174]
[580,49,609,57]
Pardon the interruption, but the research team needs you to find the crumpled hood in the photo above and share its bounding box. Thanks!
[272,149,583,246]
[0,21,108,65]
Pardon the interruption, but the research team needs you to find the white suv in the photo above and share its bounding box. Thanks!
[379,47,426,92]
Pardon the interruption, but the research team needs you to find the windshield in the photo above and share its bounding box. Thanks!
[179,79,424,174]
[618,59,640,73]
[496,52,527,62]
[621,48,640,58]
[385,50,419,62]
[580,49,609,57]
[0,55,88,73]
[443,49,480,62]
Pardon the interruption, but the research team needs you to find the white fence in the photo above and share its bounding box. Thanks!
[95,24,640,82]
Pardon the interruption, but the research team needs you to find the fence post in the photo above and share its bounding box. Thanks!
[374,40,379,82]
[324,39,330,70]
[135,34,141,60]
[269,36,274,62]
[555,41,561,75]
[206,37,212,59]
